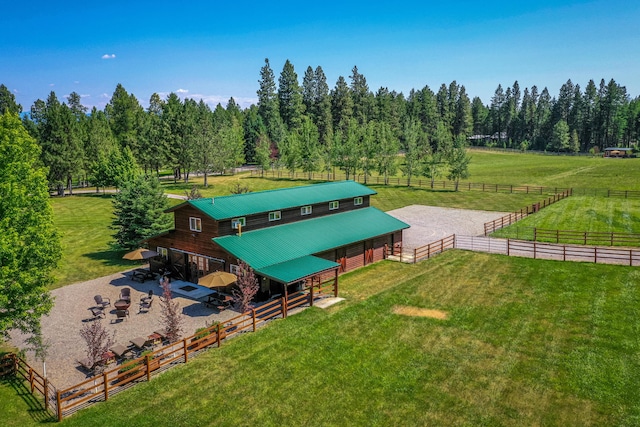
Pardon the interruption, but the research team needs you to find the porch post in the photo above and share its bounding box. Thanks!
[334,268,339,297]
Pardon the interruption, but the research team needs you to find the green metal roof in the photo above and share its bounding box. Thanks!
[213,207,409,283]
[256,256,340,284]
[181,181,376,220]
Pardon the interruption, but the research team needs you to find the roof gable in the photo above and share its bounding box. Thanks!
[181,181,376,220]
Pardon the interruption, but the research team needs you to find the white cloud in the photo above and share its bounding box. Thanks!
[100,93,110,99]
[176,88,189,94]
[49,83,55,87]
[13,88,18,93]
[74,81,80,84]
[81,94,90,98]
[101,54,116,59]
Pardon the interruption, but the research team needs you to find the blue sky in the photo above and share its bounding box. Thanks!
[1,0,638,110]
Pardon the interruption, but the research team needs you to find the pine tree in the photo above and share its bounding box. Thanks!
[331,76,353,134]
[0,84,22,115]
[278,59,304,130]
[349,65,372,124]
[112,175,171,249]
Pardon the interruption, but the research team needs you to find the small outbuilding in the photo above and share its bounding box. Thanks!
[604,147,634,158]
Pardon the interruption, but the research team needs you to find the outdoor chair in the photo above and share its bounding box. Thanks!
[141,290,153,303]
[113,309,129,322]
[88,306,105,320]
[110,344,133,360]
[93,295,111,308]
[139,297,153,314]
[119,288,131,303]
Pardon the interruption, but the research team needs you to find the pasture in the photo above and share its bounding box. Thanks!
[492,196,640,240]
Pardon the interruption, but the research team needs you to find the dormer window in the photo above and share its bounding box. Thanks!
[231,217,246,229]
[269,211,281,221]
[301,205,312,215]
[189,217,202,232]
[329,201,339,210]
[354,197,363,206]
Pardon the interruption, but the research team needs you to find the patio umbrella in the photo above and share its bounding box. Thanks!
[122,248,159,261]
[199,271,237,289]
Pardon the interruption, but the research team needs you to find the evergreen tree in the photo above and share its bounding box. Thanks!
[112,175,171,250]
[360,120,377,184]
[105,84,142,154]
[257,58,280,141]
[278,59,304,130]
[302,66,316,117]
[298,116,320,179]
[471,96,489,138]
[400,118,428,186]
[193,100,215,187]
[490,84,506,145]
[243,105,267,164]
[333,119,361,179]
[0,113,60,338]
[0,84,22,115]
[331,76,353,134]
[349,65,372,124]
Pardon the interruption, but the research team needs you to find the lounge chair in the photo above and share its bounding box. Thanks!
[110,344,132,359]
[88,307,105,320]
[93,295,111,308]
[130,336,154,351]
[119,288,131,303]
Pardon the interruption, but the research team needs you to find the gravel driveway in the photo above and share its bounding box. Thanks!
[386,205,510,250]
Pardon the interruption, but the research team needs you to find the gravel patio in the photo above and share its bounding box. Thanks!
[9,268,238,390]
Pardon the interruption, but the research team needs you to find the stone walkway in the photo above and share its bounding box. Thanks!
[9,268,238,390]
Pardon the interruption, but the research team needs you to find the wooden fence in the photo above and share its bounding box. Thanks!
[251,170,640,199]
[0,353,58,417]
[484,190,573,235]
[505,239,640,266]
[251,170,571,195]
[412,235,456,263]
[2,278,336,422]
[531,228,640,246]
[409,234,640,267]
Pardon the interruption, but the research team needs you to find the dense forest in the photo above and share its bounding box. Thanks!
[1,58,638,193]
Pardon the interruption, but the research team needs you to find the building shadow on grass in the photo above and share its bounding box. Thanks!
[2,376,57,423]
[83,249,132,267]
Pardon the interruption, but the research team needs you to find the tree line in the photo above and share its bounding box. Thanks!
[1,62,638,193]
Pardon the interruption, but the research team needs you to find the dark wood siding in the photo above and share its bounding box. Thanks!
[345,242,365,271]
[217,195,371,236]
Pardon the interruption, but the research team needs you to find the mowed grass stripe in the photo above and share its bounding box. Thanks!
[60,252,640,426]
[493,196,640,240]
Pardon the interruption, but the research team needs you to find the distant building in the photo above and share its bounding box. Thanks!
[604,147,634,158]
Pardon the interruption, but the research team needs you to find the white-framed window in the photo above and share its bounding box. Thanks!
[269,211,281,221]
[230,264,239,275]
[301,205,312,216]
[231,217,246,229]
[354,197,363,206]
[189,217,202,232]
[329,201,339,210]
[157,246,168,259]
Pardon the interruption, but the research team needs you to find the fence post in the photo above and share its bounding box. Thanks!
[309,284,314,307]
[534,241,537,259]
[57,390,63,421]
[183,338,188,363]
[281,296,287,318]
[594,247,598,264]
[29,367,34,393]
[216,323,222,348]
[103,371,109,401]
[146,354,151,382]
[507,239,510,256]
[414,248,417,264]
[44,378,49,411]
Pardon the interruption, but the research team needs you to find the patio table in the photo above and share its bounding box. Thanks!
[114,299,131,310]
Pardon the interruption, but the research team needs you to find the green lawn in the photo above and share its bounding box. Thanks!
[44,252,640,426]
[467,150,640,190]
[492,196,640,240]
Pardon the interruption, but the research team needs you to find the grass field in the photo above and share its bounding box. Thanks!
[492,196,640,239]
[20,252,629,425]
[467,150,640,190]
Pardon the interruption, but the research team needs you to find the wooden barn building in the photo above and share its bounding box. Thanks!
[146,181,409,299]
